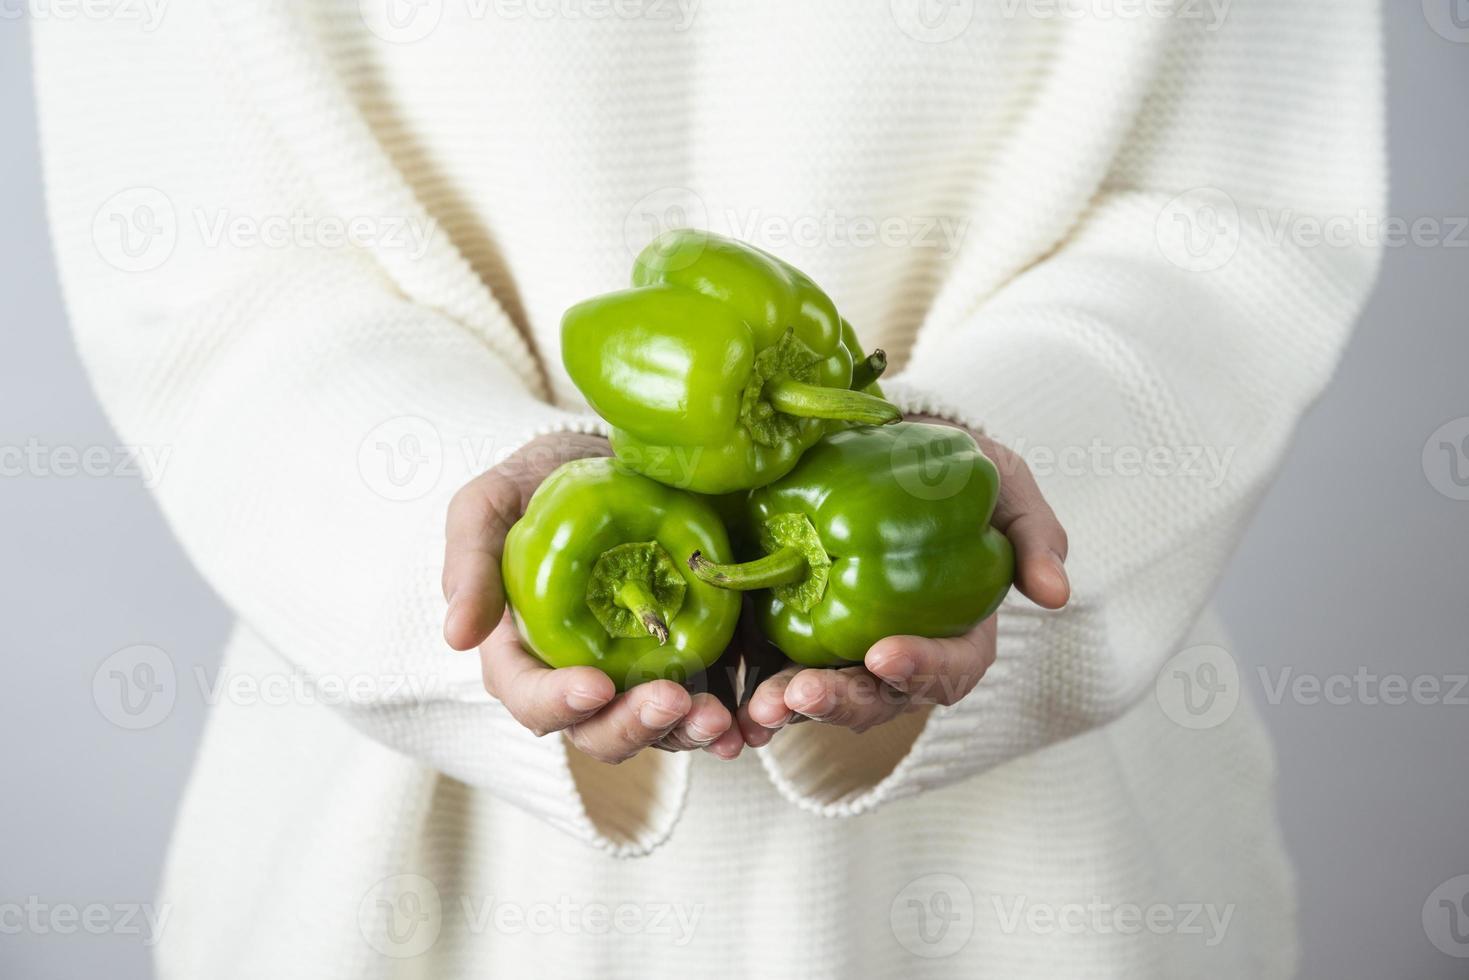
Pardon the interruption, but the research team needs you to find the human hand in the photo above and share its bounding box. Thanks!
[735,419,1070,746]
[442,432,745,763]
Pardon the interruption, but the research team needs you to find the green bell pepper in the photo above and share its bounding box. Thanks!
[561,230,900,494]
[502,457,742,690]
[688,422,1015,667]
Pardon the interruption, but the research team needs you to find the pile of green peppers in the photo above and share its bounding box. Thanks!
[502,230,1014,689]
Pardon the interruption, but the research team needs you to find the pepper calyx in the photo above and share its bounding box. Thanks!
[740,331,901,447]
[585,541,687,645]
[687,513,832,614]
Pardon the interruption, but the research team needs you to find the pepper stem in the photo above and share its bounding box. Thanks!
[850,348,887,391]
[688,547,809,591]
[764,378,901,426]
[615,579,670,645]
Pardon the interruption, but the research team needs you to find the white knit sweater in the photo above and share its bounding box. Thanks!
[35,1,1383,976]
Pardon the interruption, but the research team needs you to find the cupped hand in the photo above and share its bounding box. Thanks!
[736,419,1070,748]
[442,432,745,764]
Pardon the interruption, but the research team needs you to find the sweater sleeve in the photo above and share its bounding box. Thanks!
[756,3,1386,815]
[32,4,688,856]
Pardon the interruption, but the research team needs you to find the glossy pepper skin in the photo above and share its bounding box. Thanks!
[502,457,741,690]
[561,230,900,494]
[689,422,1014,667]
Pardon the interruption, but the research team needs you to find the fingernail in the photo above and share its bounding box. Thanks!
[743,725,774,748]
[639,701,683,729]
[566,689,609,712]
[1047,553,1071,600]
[686,722,719,744]
[873,656,914,687]
[794,691,834,719]
[761,709,793,729]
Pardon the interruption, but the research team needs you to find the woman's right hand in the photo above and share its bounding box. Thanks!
[441,432,745,764]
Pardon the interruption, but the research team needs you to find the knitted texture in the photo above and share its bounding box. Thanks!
[33,1,1382,976]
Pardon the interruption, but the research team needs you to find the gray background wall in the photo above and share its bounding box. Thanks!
[2,6,1465,978]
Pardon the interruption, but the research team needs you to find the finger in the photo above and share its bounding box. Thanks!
[736,701,779,748]
[784,667,909,732]
[865,617,997,706]
[481,614,615,736]
[655,693,732,752]
[566,680,693,765]
[983,442,1070,610]
[743,662,803,730]
[443,472,523,650]
[703,725,745,761]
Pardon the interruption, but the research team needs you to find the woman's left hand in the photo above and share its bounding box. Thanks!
[735,421,1071,747]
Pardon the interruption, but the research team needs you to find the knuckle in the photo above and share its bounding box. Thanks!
[567,728,599,757]
[940,672,981,706]
[481,665,502,701]
[448,480,486,521]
